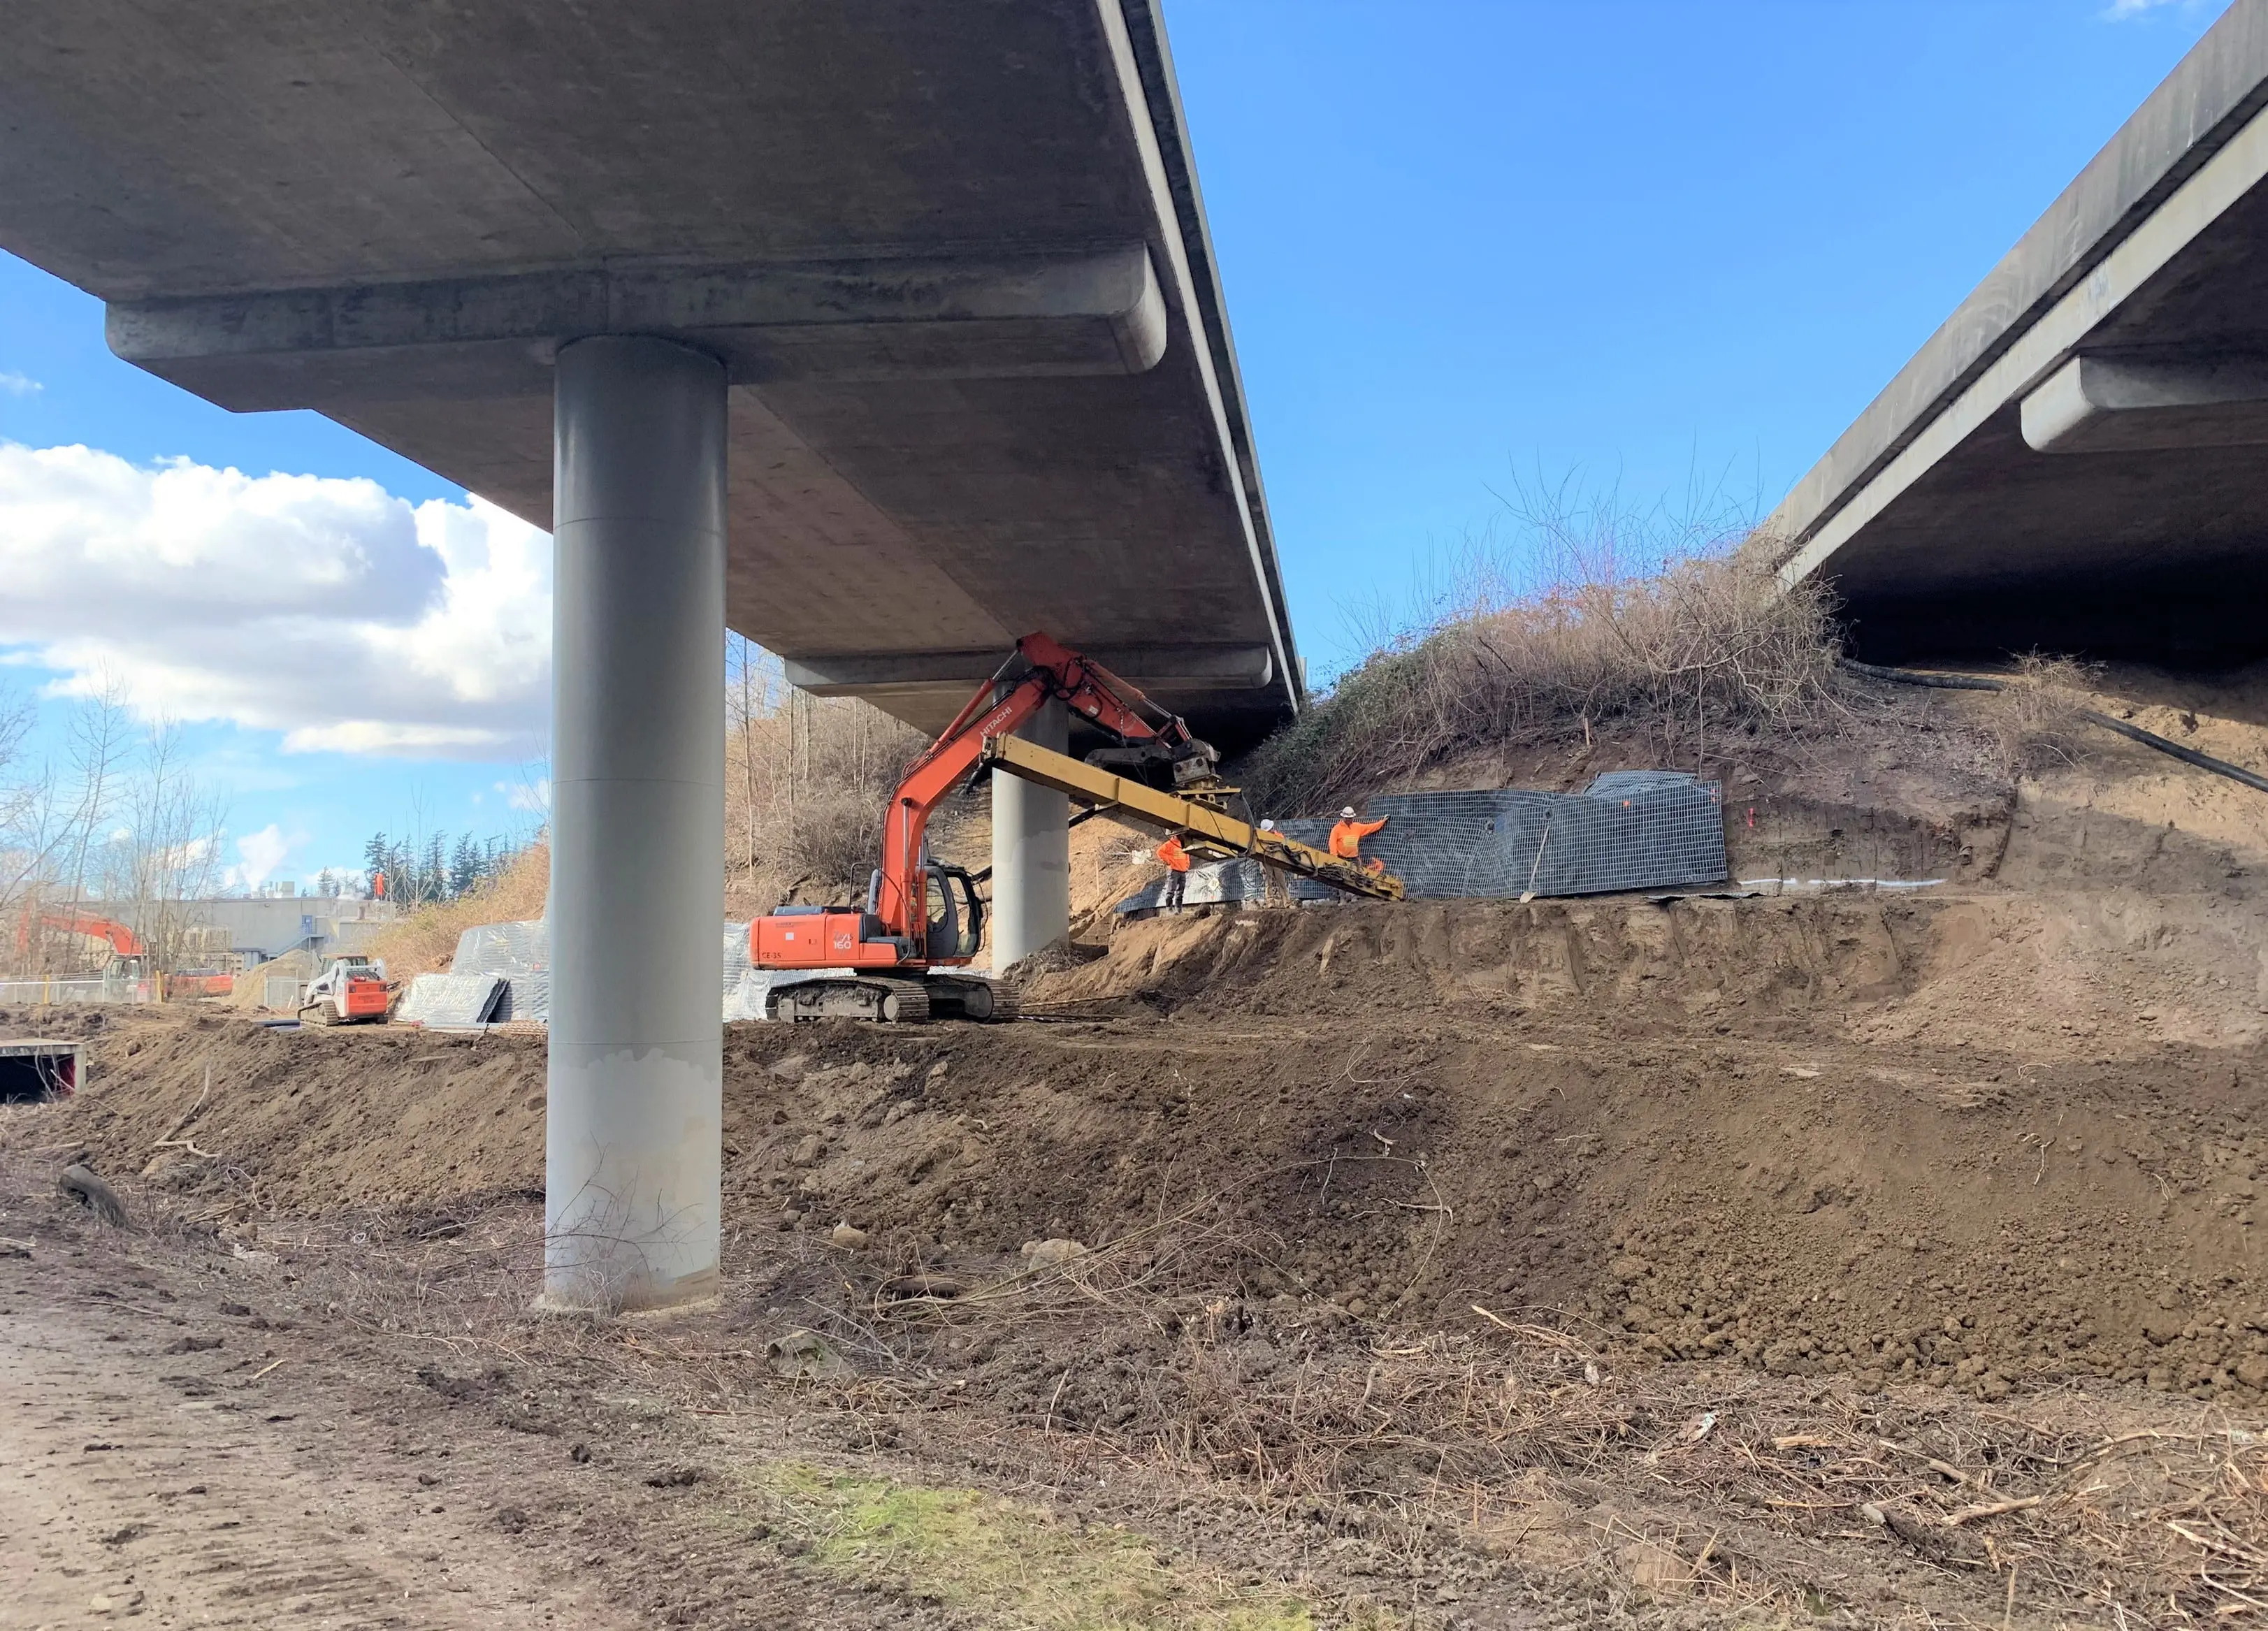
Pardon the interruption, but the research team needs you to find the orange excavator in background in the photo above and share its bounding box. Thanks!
[750,632,1403,1023]
[13,908,145,974]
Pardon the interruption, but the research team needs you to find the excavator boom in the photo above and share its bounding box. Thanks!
[981,733,1403,901]
[15,908,145,964]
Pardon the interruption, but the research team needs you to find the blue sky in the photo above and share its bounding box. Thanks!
[0,0,2230,888]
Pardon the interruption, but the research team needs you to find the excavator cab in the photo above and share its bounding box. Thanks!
[859,861,983,965]
[923,864,985,963]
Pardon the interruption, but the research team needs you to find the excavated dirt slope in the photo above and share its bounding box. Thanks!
[10,890,2268,1414]
[10,667,2268,1418]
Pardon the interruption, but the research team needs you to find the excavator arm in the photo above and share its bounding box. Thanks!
[870,633,1208,938]
[867,632,1401,938]
[17,909,144,962]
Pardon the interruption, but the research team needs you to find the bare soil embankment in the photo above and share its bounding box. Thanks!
[12,863,2268,1414]
[12,665,2268,1620]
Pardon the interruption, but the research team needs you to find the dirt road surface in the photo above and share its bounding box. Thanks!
[1,1247,638,1629]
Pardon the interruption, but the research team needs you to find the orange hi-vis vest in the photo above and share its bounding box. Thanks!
[1156,834,1192,872]
[1329,817,1386,860]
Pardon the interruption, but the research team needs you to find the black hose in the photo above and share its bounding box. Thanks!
[2076,709,2268,795]
[1838,657,2003,693]
[1837,658,2268,796]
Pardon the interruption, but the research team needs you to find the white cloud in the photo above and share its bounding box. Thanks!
[0,371,41,396]
[499,776,551,814]
[2102,0,2202,17]
[224,823,294,890]
[160,834,216,872]
[0,443,551,759]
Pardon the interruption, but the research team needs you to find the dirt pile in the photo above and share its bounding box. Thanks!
[13,889,2268,1412]
[721,994,2268,1406]
[367,841,551,980]
[2,1008,548,1209]
[15,1147,2262,1627]
[224,948,319,1010]
[10,660,2268,1417]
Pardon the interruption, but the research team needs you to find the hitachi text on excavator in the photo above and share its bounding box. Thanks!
[749,633,1402,1022]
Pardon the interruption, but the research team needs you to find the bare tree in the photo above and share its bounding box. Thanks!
[718,646,926,917]
[98,721,229,973]
[57,676,133,924]
[0,683,135,976]
[729,634,763,879]
[0,691,232,979]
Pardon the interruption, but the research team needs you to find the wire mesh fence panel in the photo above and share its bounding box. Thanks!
[449,918,763,1025]
[0,978,156,1006]
[1118,774,1727,914]
[396,973,506,1029]
[452,920,549,1022]
[721,923,752,999]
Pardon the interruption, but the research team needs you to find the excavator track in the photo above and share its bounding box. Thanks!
[877,981,931,1023]
[923,974,1018,1022]
[770,973,1019,1024]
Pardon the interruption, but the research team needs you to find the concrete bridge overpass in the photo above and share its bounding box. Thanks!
[1771,0,2268,669]
[0,1,1292,1309]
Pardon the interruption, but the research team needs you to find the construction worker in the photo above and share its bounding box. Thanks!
[1156,832,1192,911]
[1330,806,1389,875]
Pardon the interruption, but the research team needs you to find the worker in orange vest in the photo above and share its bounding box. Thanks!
[1329,807,1389,875]
[1156,832,1192,911]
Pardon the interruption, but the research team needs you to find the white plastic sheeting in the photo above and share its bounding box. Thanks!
[396,972,506,1029]
[447,919,766,1025]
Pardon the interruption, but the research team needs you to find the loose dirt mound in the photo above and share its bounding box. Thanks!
[11,663,2268,1415]
[13,892,2268,1413]
[1034,885,2268,1048]
[1,1010,548,1210]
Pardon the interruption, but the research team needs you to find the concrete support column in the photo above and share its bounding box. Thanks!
[545,336,726,1312]
[990,697,1071,972]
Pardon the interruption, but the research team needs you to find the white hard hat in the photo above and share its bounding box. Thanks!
[1341,806,1357,819]
[1258,818,1274,830]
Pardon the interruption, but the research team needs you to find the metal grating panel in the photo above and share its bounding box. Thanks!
[1118,774,1726,914]
[452,920,548,1022]
[396,972,506,1029]
[721,924,752,999]
[451,920,763,1025]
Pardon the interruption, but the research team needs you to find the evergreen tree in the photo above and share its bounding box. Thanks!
[449,834,481,899]
[422,832,448,903]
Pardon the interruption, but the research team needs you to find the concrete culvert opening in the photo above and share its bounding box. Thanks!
[0,1041,82,1103]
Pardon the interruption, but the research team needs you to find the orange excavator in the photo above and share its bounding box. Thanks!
[750,632,1402,1023]
[14,908,145,973]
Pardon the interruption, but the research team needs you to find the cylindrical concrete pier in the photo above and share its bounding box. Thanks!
[990,697,1070,972]
[545,336,726,1312]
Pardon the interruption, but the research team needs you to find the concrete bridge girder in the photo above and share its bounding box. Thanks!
[0,0,1296,1310]
[1770,0,2268,666]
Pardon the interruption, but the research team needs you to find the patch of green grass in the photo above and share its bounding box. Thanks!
[753,1464,1370,1630]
